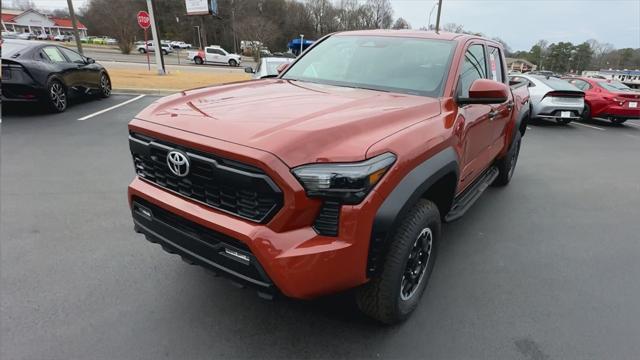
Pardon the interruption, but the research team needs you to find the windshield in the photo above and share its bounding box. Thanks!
[282,35,455,97]
[598,81,631,92]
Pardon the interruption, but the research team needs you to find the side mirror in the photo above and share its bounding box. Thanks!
[276,63,289,74]
[458,79,509,104]
[85,57,95,64]
[244,66,254,74]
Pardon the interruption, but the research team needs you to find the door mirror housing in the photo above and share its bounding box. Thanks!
[85,57,95,64]
[276,63,289,74]
[458,79,509,104]
[244,66,254,74]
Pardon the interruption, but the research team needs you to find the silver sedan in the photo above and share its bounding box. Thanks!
[510,74,584,124]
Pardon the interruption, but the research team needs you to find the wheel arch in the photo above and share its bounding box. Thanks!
[366,147,459,277]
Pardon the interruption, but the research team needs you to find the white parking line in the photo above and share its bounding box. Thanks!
[77,95,146,121]
[527,126,532,130]
[572,122,605,131]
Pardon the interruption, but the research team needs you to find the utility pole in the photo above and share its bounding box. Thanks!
[66,0,83,55]
[146,0,165,75]
[434,0,443,33]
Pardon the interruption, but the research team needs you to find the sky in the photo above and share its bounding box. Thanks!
[15,0,640,51]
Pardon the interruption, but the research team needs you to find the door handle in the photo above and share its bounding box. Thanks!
[506,101,514,111]
[488,110,498,119]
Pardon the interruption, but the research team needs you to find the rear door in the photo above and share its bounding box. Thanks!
[41,46,78,87]
[455,42,496,192]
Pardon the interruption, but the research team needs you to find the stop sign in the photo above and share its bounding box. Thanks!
[137,11,151,29]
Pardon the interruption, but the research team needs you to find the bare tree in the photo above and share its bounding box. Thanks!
[392,17,410,30]
[235,16,278,60]
[82,0,145,54]
[443,23,464,33]
[366,0,393,29]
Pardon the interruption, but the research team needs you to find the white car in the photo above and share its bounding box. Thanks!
[105,38,118,45]
[37,33,51,40]
[245,56,295,79]
[17,32,36,40]
[187,46,241,66]
[53,34,69,41]
[510,74,585,124]
[170,41,191,49]
[137,41,173,55]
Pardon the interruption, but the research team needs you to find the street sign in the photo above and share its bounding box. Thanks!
[137,11,151,71]
[137,11,151,29]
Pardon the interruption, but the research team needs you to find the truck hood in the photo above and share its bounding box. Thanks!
[135,79,442,167]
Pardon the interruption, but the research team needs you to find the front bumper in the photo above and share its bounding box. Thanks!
[127,120,379,299]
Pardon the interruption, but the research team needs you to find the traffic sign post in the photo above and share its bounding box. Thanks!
[137,11,151,71]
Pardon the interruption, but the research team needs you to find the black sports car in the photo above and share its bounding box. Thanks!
[1,39,111,112]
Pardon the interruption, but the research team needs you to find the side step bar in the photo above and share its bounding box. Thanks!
[444,166,499,222]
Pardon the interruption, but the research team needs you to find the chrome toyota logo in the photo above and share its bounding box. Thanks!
[166,150,190,177]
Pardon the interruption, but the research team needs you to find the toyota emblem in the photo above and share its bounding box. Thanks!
[166,150,190,177]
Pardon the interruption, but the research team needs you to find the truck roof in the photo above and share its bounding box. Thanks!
[334,29,501,47]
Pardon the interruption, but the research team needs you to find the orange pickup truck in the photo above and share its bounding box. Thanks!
[128,30,530,324]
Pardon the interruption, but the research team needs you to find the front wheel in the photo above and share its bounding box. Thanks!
[493,131,522,186]
[138,48,146,54]
[611,118,627,124]
[356,199,440,324]
[229,59,238,67]
[161,50,168,55]
[98,72,111,98]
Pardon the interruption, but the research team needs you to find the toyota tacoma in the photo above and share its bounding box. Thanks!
[128,30,530,324]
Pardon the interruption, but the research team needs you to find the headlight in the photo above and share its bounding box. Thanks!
[292,153,396,204]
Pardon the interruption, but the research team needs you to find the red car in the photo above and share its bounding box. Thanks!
[564,77,640,124]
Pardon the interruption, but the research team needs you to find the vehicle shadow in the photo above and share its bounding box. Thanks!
[2,96,103,118]
[527,118,578,129]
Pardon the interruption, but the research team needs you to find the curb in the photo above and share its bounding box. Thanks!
[112,88,180,96]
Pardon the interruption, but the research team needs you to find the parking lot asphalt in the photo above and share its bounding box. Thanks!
[2,95,640,359]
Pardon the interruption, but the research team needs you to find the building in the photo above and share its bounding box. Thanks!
[582,69,640,89]
[1,9,87,37]
[505,58,537,72]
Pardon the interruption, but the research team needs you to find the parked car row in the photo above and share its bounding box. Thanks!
[509,74,639,125]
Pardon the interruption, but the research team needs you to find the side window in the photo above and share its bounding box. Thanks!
[488,46,504,83]
[458,44,487,98]
[206,48,215,54]
[59,47,85,64]
[573,80,590,91]
[214,49,225,56]
[42,46,66,63]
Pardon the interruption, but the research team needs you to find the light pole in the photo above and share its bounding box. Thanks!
[66,0,83,55]
[299,34,304,55]
[194,26,202,49]
[428,2,438,31]
[434,0,443,33]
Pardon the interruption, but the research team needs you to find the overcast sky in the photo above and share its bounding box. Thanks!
[20,0,640,51]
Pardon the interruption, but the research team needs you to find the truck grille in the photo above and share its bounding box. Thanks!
[129,133,283,223]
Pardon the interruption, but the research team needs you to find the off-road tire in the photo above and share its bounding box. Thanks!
[356,199,440,324]
[493,131,522,186]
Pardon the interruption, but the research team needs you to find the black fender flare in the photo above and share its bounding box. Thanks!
[515,100,530,137]
[366,147,459,276]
